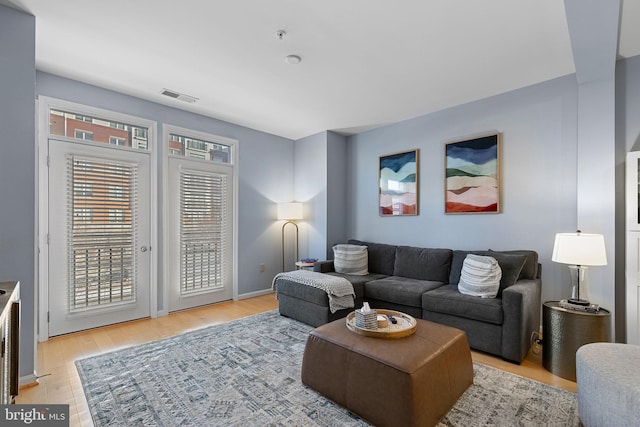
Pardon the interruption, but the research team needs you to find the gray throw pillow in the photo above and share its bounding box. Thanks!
[489,252,527,294]
[333,244,368,275]
[489,249,538,280]
[458,254,502,298]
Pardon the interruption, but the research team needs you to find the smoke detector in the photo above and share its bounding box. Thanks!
[285,55,302,65]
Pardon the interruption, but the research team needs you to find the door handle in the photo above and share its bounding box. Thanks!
[140,246,149,253]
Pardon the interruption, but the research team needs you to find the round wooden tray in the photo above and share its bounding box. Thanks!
[346,309,417,339]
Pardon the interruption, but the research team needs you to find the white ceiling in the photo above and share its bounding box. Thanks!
[3,0,640,140]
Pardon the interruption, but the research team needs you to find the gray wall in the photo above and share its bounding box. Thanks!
[619,55,640,153]
[326,131,348,259]
[0,4,36,379]
[563,0,619,331]
[294,132,327,264]
[294,131,349,262]
[346,75,579,307]
[617,54,640,338]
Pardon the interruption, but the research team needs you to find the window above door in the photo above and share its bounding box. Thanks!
[167,128,234,164]
[50,108,150,150]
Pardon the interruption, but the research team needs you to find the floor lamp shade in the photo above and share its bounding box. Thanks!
[278,202,303,271]
[552,232,607,304]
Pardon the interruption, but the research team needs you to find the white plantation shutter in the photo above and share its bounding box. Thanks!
[180,169,227,293]
[67,156,138,312]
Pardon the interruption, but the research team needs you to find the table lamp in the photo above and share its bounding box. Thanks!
[552,231,607,305]
[278,202,303,272]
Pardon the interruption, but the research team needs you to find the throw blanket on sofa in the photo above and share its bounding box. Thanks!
[272,270,355,313]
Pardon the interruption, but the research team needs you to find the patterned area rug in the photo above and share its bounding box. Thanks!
[76,310,579,426]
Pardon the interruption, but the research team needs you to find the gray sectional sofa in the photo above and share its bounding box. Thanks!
[275,239,541,363]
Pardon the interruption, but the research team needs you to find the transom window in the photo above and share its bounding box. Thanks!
[50,108,149,151]
[168,133,231,163]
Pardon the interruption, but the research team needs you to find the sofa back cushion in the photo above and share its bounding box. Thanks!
[348,239,397,275]
[449,250,527,295]
[333,244,368,275]
[489,249,539,279]
[450,251,476,285]
[393,246,452,282]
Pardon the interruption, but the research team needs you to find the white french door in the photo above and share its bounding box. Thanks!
[167,157,234,311]
[47,139,151,336]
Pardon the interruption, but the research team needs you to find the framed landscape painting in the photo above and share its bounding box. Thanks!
[379,149,418,216]
[445,133,500,214]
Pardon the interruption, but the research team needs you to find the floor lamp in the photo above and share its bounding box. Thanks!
[278,202,303,272]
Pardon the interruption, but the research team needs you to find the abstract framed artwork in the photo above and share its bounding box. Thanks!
[379,149,418,216]
[444,133,500,214]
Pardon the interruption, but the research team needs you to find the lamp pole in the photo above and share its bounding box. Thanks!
[281,220,299,272]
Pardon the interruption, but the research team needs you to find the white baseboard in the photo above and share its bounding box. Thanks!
[155,291,272,316]
[19,372,39,388]
[238,289,274,300]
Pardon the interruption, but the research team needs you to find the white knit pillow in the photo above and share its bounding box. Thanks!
[333,244,368,275]
[458,254,502,298]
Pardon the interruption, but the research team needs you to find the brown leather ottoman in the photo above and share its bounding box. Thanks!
[301,317,473,427]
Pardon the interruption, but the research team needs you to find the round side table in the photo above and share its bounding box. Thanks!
[542,301,611,381]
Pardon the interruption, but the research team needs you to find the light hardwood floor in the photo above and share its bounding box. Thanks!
[17,293,576,426]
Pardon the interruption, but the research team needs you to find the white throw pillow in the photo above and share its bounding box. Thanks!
[458,254,502,298]
[333,244,368,275]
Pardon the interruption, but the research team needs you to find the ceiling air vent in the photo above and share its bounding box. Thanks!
[160,88,198,104]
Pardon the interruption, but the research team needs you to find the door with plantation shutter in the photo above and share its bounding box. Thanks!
[48,139,151,336]
[167,157,234,311]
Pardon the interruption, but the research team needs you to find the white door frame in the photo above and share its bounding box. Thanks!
[37,96,158,342]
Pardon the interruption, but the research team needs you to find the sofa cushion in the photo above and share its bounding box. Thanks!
[348,239,397,276]
[458,254,501,298]
[393,246,452,282]
[422,284,504,324]
[489,249,539,280]
[365,276,444,308]
[449,250,527,295]
[333,244,368,275]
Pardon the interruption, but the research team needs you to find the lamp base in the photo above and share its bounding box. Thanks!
[567,298,590,306]
[568,265,590,305]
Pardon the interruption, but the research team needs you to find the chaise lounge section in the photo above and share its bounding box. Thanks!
[275,239,541,363]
